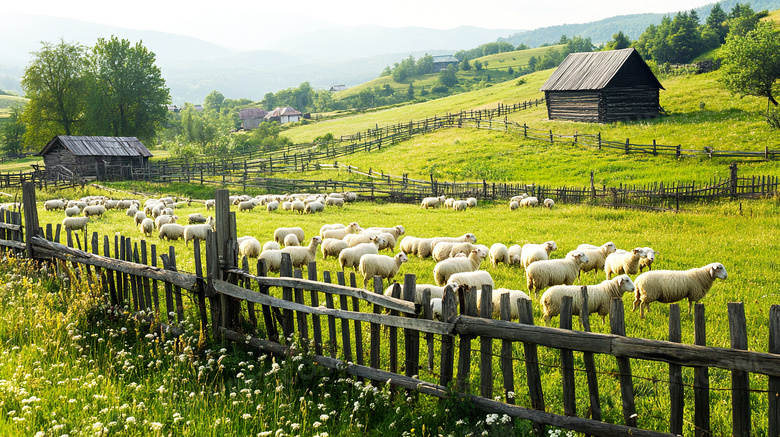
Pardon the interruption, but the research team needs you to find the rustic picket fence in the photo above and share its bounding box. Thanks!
[4,183,780,436]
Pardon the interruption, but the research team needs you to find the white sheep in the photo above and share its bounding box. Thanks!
[205,199,215,210]
[361,225,405,240]
[338,236,386,271]
[283,234,300,247]
[155,214,177,228]
[487,288,532,320]
[44,199,66,211]
[359,252,408,288]
[452,201,468,211]
[446,270,494,294]
[320,223,345,235]
[159,223,185,241]
[325,197,344,207]
[126,206,138,217]
[399,236,420,256]
[376,232,397,252]
[639,247,658,272]
[304,201,325,214]
[444,198,455,208]
[521,241,558,269]
[488,243,510,267]
[291,201,305,214]
[62,216,89,232]
[526,251,590,297]
[141,218,155,237]
[65,206,81,217]
[576,242,617,277]
[633,263,727,318]
[433,247,488,286]
[604,248,647,279]
[431,298,443,320]
[420,233,477,258]
[281,236,323,269]
[420,196,445,209]
[322,222,361,240]
[183,217,216,245]
[466,197,477,208]
[239,238,262,259]
[274,227,305,245]
[83,205,106,218]
[508,245,522,265]
[188,213,207,224]
[134,210,147,227]
[544,198,555,208]
[281,201,292,211]
[266,201,280,212]
[262,241,281,252]
[541,275,635,325]
[520,196,539,207]
[321,238,349,259]
[383,283,446,305]
[509,201,519,210]
[238,200,257,212]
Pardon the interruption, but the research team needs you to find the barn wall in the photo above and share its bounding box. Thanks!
[602,87,660,122]
[545,91,602,122]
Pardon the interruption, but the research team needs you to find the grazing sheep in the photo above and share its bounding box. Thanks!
[65,206,81,217]
[239,238,262,259]
[126,206,138,217]
[420,233,478,259]
[283,234,300,247]
[359,252,408,288]
[383,283,447,305]
[446,270,494,294]
[325,197,344,207]
[321,238,349,259]
[466,197,477,208]
[450,200,466,211]
[116,200,134,209]
[281,236,323,269]
[291,201,305,214]
[399,236,420,256]
[134,211,147,227]
[322,222,362,240]
[273,227,305,245]
[158,223,185,241]
[343,233,377,247]
[62,216,89,232]
[526,251,590,298]
[162,207,175,216]
[520,196,539,207]
[488,243,510,267]
[576,242,617,277]
[444,198,455,208]
[639,247,658,272]
[420,195,445,209]
[155,214,177,228]
[430,298,443,320]
[521,241,558,269]
[338,236,386,271]
[509,201,519,210]
[633,263,727,318]
[141,218,155,237]
[182,217,214,245]
[188,213,207,224]
[604,248,647,279]
[541,275,635,325]
[376,232,397,252]
[361,225,405,240]
[238,200,257,212]
[83,205,106,218]
[487,288,532,320]
[205,199,215,210]
[343,192,357,202]
[433,247,488,286]
[544,198,555,208]
[320,223,346,236]
[262,241,281,252]
[281,201,292,211]
[44,199,66,211]
[508,245,522,265]
[266,201,280,212]
[304,201,325,214]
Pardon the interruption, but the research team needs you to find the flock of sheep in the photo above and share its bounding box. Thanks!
[41,191,727,326]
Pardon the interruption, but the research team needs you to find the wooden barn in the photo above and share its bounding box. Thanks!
[539,48,664,123]
[39,136,153,181]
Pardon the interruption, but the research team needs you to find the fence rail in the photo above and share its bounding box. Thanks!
[4,183,780,436]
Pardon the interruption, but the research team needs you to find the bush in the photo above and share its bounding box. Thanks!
[767,107,780,129]
[430,85,448,94]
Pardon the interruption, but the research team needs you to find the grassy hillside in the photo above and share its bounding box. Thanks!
[0,94,26,118]
[476,45,564,71]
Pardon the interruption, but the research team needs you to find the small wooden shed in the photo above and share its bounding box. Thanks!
[539,48,664,123]
[39,136,153,181]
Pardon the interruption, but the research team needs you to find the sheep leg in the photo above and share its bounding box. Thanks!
[632,298,641,311]
[687,299,693,315]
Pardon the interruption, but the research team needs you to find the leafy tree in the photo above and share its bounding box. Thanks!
[260,92,277,110]
[83,36,170,144]
[473,60,483,71]
[460,57,471,71]
[179,104,235,155]
[380,66,392,77]
[515,43,530,51]
[706,3,729,43]
[604,31,632,50]
[203,90,225,113]
[727,4,761,38]
[719,21,780,116]
[1,103,26,156]
[415,55,435,75]
[20,39,87,146]
[437,66,458,87]
[558,35,570,44]
[406,83,415,100]
[564,36,594,55]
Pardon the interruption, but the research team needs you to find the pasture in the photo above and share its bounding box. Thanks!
[27,185,780,434]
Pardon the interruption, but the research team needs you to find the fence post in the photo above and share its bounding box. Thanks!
[22,182,40,259]
[498,293,515,405]
[730,162,738,197]
[669,304,684,435]
[653,139,657,156]
[479,284,493,399]
[729,302,751,436]
[560,296,576,417]
[769,305,780,436]
[676,145,681,158]
[439,284,457,388]
[579,287,602,425]
[518,298,545,412]
[610,298,637,427]
[597,132,601,149]
[694,303,710,437]
[625,138,630,154]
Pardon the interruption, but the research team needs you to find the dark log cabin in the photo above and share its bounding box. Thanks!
[39,136,152,181]
[540,48,664,123]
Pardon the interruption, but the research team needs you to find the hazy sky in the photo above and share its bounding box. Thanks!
[8,0,715,47]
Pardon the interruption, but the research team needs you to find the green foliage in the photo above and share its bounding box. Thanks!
[1,103,26,156]
[460,57,471,71]
[473,60,483,71]
[203,90,225,113]
[260,81,331,114]
[454,42,515,61]
[719,21,780,113]
[604,31,632,50]
[437,66,459,88]
[177,104,236,156]
[706,3,730,43]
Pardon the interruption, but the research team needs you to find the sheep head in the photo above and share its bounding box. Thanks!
[708,263,728,280]
[396,252,408,263]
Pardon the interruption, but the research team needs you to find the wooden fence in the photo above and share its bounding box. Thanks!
[6,183,780,436]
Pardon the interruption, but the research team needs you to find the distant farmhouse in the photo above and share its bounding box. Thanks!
[329,84,348,92]
[264,106,302,124]
[238,108,269,130]
[39,136,152,181]
[431,55,460,71]
[539,48,664,123]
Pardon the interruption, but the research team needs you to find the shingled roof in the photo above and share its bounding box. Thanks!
[239,108,268,119]
[39,136,153,158]
[540,48,664,92]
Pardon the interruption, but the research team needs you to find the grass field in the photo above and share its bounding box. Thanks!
[5,180,774,434]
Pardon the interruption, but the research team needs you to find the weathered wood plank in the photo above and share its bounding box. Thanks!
[668,304,684,435]
[769,305,780,437]
[560,296,576,417]
[499,294,515,405]
[729,302,750,437]
[479,284,493,399]
[579,286,601,424]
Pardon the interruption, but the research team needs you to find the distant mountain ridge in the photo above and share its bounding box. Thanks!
[500,0,780,46]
